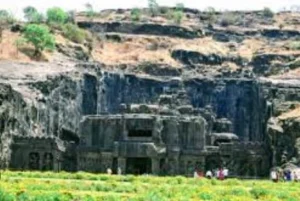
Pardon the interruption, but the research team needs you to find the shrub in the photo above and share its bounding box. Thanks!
[14,37,26,56]
[85,3,95,20]
[23,6,44,23]
[0,10,16,24]
[23,6,36,20]
[46,7,68,24]
[288,41,300,50]
[250,187,270,199]
[199,192,214,200]
[30,12,44,23]
[206,7,216,24]
[131,8,142,22]
[167,3,184,24]
[148,0,160,17]
[220,12,238,27]
[22,24,55,57]
[279,23,284,30]
[62,23,86,43]
[67,10,76,23]
[263,7,274,18]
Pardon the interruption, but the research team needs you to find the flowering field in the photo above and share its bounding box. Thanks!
[1,171,300,201]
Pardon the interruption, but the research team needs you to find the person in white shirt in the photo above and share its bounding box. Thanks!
[206,170,213,179]
[223,168,229,179]
[270,170,278,182]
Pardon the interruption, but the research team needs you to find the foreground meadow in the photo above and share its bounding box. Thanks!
[0,171,300,201]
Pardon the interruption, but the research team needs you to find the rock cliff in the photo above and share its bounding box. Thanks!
[1,8,300,174]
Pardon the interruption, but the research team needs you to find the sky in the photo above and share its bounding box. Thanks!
[1,0,300,19]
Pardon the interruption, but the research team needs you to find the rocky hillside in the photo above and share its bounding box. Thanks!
[1,7,300,169]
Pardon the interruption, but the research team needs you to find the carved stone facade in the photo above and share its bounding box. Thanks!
[10,136,64,171]
[9,92,270,176]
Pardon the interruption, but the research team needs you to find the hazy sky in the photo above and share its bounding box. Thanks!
[1,0,300,19]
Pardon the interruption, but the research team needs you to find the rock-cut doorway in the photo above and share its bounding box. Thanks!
[126,158,152,175]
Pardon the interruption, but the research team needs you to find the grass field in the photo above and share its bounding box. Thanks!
[1,171,300,201]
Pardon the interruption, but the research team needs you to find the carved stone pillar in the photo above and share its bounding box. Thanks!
[117,157,126,174]
[151,158,160,175]
[38,152,43,171]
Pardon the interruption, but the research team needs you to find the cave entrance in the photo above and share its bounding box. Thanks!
[128,130,152,138]
[126,158,152,174]
[60,128,80,145]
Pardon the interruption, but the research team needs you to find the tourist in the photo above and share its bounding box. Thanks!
[286,170,292,181]
[205,170,213,179]
[107,168,112,175]
[194,169,204,178]
[270,169,278,182]
[223,167,229,179]
[218,168,225,180]
[213,169,218,178]
[197,169,204,178]
[117,167,122,175]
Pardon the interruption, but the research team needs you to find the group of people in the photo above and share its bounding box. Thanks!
[270,169,299,182]
[194,168,229,180]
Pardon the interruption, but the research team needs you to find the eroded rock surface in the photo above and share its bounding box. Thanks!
[1,8,300,176]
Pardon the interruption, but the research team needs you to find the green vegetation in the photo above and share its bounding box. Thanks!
[46,7,68,24]
[148,0,160,17]
[2,171,300,201]
[62,23,87,43]
[167,3,184,24]
[206,7,217,25]
[263,7,274,18]
[0,10,15,24]
[131,8,142,22]
[220,12,238,27]
[67,10,76,24]
[85,3,95,21]
[22,24,55,56]
[14,38,26,56]
[23,6,44,23]
[288,41,300,50]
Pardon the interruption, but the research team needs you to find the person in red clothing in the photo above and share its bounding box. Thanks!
[218,168,225,180]
[197,170,204,178]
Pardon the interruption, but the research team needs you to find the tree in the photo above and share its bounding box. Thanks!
[175,3,184,11]
[167,3,184,25]
[131,8,142,22]
[67,10,76,23]
[22,24,55,57]
[23,6,37,20]
[23,6,44,23]
[62,23,86,43]
[46,7,68,24]
[0,10,15,24]
[148,0,160,17]
[206,7,217,25]
[262,7,274,18]
[85,3,95,21]
[0,10,10,19]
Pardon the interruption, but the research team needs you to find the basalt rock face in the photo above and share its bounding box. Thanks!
[0,64,270,174]
[3,9,300,176]
[261,79,300,167]
[2,62,300,176]
[77,22,201,39]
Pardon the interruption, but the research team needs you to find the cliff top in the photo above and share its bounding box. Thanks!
[0,7,300,79]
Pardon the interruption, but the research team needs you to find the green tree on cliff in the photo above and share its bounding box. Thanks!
[0,10,16,24]
[85,3,95,21]
[23,6,44,23]
[46,7,68,24]
[148,0,160,17]
[22,24,55,57]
